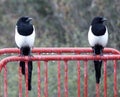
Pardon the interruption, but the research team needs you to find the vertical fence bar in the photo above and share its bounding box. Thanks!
[113,60,118,97]
[103,60,107,97]
[37,61,41,97]
[4,65,8,97]
[18,65,22,97]
[25,61,28,97]
[84,61,88,97]
[58,60,61,97]
[0,71,1,97]
[44,61,48,97]
[96,84,100,97]
[64,61,68,97]
[77,61,80,97]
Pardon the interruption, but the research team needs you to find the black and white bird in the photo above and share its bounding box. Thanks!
[15,16,35,90]
[88,16,108,84]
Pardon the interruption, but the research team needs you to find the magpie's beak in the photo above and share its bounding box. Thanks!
[102,18,107,22]
[26,18,32,22]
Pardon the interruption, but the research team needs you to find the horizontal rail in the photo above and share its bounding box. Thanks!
[0,47,120,55]
[1,54,120,71]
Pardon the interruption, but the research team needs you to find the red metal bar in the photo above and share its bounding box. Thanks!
[0,48,120,55]
[37,61,41,97]
[25,61,28,97]
[64,61,68,97]
[4,66,8,97]
[113,60,118,97]
[2,55,120,72]
[19,65,22,97]
[77,61,80,97]
[1,55,120,67]
[32,48,120,54]
[96,84,100,97]
[104,61,107,97]
[44,61,48,97]
[57,60,61,97]
[84,61,88,97]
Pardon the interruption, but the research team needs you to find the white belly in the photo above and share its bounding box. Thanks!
[88,26,108,47]
[15,26,35,48]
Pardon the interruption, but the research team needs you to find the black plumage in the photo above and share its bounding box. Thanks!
[15,16,35,90]
[88,16,108,84]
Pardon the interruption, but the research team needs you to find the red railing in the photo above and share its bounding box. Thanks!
[0,47,120,97]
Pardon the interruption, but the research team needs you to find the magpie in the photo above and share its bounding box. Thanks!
[88,16,108,84]
[15,16,35,90]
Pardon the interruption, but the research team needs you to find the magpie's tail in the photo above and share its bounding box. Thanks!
[20,61,33,90]
[94,60,102,84]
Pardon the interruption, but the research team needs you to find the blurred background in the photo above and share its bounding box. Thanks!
[0,0,120,97]
[0,0,119,48]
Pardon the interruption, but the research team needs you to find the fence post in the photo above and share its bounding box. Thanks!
[44,61,48,97]
[0,75,1,97]
[104,60,107,97]
[84,61,88,97]
[19,65,22,97]
[114,60,118,97]
[77,61,80,97]
[37,61,41,97]
[58,60,61,97]
[25,61,29,97]
[64,61,68,97]
[4,65,8,97]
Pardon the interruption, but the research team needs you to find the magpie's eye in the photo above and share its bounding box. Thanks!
[20,17,28,22]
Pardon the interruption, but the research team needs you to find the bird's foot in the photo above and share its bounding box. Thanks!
[18,54,24,57]
[29,54,33,57]
[18,53,33,57]
[100,49,103,56]
[93,52,96,56]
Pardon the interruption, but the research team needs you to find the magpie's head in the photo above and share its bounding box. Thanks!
[16,16,32,26]
[91,17,107,25]
[16,16,34,36]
